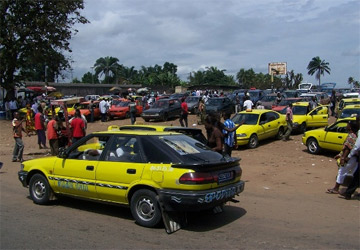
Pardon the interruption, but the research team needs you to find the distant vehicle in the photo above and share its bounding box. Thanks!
[85,95,100,101]
[297,82,314,93]
[185,96,202,114]
[320,83,336,96]
[141,98,181,121]
[260,93,286,109]
[248,89,265,105]
[338,105,360,119]
[283,90,301,98]
[205,97,234,115]
[68,101,101,121]
[272,97,303,113]
[300,92,330,105]
[336,98,360,118]
[108,100,143,119]
[169,93,188,100]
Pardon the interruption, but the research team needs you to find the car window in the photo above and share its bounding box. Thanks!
[266,112,278,122]
[340,109,360,118]
[328,121,348,133]
[140,137,175,164]
[105,136,144,163]
[232,113,259,125]
[68,135,111,161]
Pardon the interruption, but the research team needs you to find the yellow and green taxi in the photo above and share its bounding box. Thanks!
[338,105,360,120]
[18,130,244,232]
[108,124,208,144]
[231,109,287,149]
[289,102,329,133]
[302,117,355,154]
[336,98,360,118]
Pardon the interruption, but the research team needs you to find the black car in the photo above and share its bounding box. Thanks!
[169,93,188,101]
[141,98,181,121]
[205,97,235,115]
[185,96,202,114]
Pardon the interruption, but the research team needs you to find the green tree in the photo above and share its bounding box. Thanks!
[0,0,88,94]
[81,72,99,84]
[283,70,303,89]
[93,56,121,84]
[307,56,331,87]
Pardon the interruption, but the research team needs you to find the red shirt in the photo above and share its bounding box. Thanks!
[47,119,58,140]
[181,102,188,114]
[70,117,85,138]
[34,113,45,130]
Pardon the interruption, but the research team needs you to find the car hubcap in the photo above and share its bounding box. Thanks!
[136,197,155,221]
[33,181,46,198]
[309,141,317,152]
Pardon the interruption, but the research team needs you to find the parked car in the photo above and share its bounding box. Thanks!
[248,89,265,105]
[84,95,100,101]
[205,97,234,115]
[169,93,188,101]
[272,97,303,113]
[110,124,208,144]
[338,105,360,119]
[300,92,330,105]
[302,117,355,154]
[231,109,287,149]
[18,129,245,231]
[68,101,101,121]
[185,96,202,114]
[260,93,286,109]
[108,100,143,119]
[336,98,360,118]
[141,98,181,121]
[283,90,301,98]
[289,102,329,133]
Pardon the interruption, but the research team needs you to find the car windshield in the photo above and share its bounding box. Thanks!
[340,109,360,118]
[206,99,223,105]
[114,101,129,107]
[152,100,169,108]
[284,91,298,98]
[231,113,259,125]
[292,106,308,115]
[248,92,259,98]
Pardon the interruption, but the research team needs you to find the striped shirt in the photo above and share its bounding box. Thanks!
[223,119,235,147]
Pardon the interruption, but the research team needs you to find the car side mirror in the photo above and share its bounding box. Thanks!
[58,147,67,158]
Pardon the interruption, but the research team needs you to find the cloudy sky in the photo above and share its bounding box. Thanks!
[66,0,360,87]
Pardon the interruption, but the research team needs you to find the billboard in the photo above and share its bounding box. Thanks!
[268,62,287,75]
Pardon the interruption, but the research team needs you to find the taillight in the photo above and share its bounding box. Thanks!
[179,172,215,184]
[235,167,242,178]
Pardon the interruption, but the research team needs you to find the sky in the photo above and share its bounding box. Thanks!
[64,0,360,88]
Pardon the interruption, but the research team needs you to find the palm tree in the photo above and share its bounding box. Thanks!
[93,56,120,83]
[348,77,354,90]
[307,56,331,87]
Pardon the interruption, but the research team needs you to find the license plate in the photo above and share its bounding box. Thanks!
[218,171,234,184]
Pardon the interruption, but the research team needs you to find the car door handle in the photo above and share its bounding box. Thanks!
[323,116,327,118]
[86,165,94,171]
[127,169,136,174]
[338,136,343,139]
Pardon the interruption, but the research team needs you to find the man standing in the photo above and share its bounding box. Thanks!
[179,98,188,127]
[70,109,86,144]
[129,98,137,125]
[243,96,254,111]
[99,98,107,122]
[12,112,28,162]
[283,103,293,141]
[235,93,241,113]
[222,112,236,157]
[34,106,47,149]
[47,116,59,156]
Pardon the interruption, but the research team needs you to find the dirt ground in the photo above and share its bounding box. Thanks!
[0,114,359,249]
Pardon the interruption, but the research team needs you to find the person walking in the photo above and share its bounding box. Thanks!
[330,90,337,117]
[12,112,28,162]
[99,98,107,122]
[179,97,188,127]
[70,109,86,144]
[88,100,95,123]
[283,103,293,141]
[129,98,137,125]
[235,93,241,113]
[222,112,237,157]
[47,116,59,156]
[197,99,206,125]
[34,106,47,149]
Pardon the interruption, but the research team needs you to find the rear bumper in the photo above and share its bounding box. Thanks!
[158,181,245,212]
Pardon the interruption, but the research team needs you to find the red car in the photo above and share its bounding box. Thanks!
[108,100,143,119]
[272,97,303,113]
[68,101,101,120]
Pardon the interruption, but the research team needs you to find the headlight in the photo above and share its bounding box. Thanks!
[237,133,247,137]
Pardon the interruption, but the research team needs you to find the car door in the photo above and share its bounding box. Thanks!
[95,135,146,204]
[306,106,329,127]
[51,134,111,199]
[265,111,281,137]
[321,120,349,151]
[257,113,269,140]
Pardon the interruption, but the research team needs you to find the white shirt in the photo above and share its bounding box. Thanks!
[243,100,254,110]
[99,100,107,114]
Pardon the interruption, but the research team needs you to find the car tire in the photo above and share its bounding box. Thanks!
[143,118,150,122]
[307,138,321,154]
[130,189,162,228]
[300,123,306,133]
[276,127,284,140]
[29,174,52,205]
[248,134,258,149]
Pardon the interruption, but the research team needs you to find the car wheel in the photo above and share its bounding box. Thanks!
[29,174,52,205]
[307,138,321,154]
[162,113,168,121]
[130,189,162,228]
[300,123,306,133]
[276,127,284,140]
[144,118,150,122]
[125,112,130,119]
[248,134,258,149]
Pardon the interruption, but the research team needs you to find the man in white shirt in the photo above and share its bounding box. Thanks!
[243,96,254,111]
[99,99,107,122]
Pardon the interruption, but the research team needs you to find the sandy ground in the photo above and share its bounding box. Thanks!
[0,114,359,249]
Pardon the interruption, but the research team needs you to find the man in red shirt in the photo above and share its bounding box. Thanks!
[34,106,47,149]
[179,97,188,127]
[47,116,59,156]
[70,109,86,144]
[12,112,28,162]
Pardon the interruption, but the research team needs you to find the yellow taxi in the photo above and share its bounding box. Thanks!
[336,98,360,118]
[18,129,244,233]
[338,105,360,120]
[289,102,329,133]
[231,109,287,148]
[302,117,355,154]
